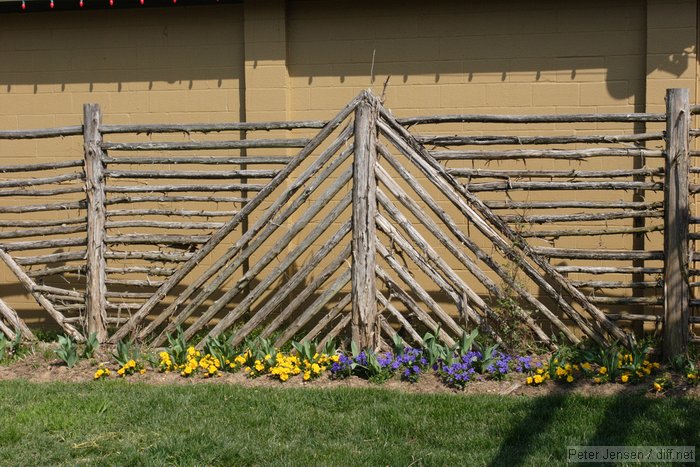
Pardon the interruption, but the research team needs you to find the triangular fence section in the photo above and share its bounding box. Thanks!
[0,89,696,357]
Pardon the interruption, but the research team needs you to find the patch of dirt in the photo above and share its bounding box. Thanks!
[1,343,698,398]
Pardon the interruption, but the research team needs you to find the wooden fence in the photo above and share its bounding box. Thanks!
[0,89,697,357]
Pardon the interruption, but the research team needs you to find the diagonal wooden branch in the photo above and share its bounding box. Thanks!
[153,165,353,344]
[195,192,352,343]
[303,294,352,344]
[375,265,455,346]
[137,130,354,342]
[377,241,463,339]
[276,269,353,347]
[109,94,362,343]
[255,239,352,344]
[376,290,423,346]
[378,113,624,345]
[376,149,567,344]
[0,249,83,341]
[0,297,34,340]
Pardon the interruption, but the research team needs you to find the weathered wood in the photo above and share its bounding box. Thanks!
[0,200,85,214]
[379,113,625,346]
[105,302,142,310]
[106,209,238,218]
[84,105,109,341]
[521,225,663,238]
[0,318,14,339]
[501,210,662,224]
[431,148,662,161]
[448,168,663,179]
[273,269,353,348]
[351,99,379,349]
[105,183,265,193]
[375,291,423,346]
[533,248,663,261]
[607,313,663,322]
[106,291,152,299]
[377,145,577,342]
[105,195,248,205]
[0,297,34,339]
[377,241,465,340]
[105,266,176,276]
[33,285,84,298]
[0,173,83,189]
[0,126,82,139]
[26,264,86,277]
[302,294,353,343]
[375,215,504,344]
[191,191,352,343]
[375,266,455,346]
[398,112,665,125]
[110,94,362,344]
[236,230,352,347]
[0,248,83,341]
[318,314,352,350]
[138,140,354,341]
[0,237,87,251]
[663,88,691,359]
[105,220,224,230]
[375,198,551,345]
[105,250,193,262]
[570,280,661,289]
[105,234,210,245]
[101,120,326,134]
[105,169,279,179]
[587,296,663,305]
[0,160,83,173]
[104,156,291,165]
[556,265,663,275]
[0,224,86,240]
[45,294,85,303]
[484,200,662,210]
[462,181,662,192]
[0,186,84,197]
[101,138,309,151]
[0,218,86,228]
[105,278,164,287]
[417,133,664,146]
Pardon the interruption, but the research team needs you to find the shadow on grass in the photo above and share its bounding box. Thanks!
[487,394,569,467]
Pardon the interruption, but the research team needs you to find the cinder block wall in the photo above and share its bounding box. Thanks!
[0,0,696,325]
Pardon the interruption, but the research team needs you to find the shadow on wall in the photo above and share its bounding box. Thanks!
[285,0,696,105]
[0,0,695,107]
[0,3,245,107]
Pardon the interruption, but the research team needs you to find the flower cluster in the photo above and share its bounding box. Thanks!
[270,353,300,382]
[158,346,221,378]
[181,347,221,378]
[525,367,549,386]
[93,365,110,380]
[330,346,526,388]
[441,352,478,389]
[117,359,145,377]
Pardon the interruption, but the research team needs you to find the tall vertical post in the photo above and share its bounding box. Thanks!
[84,104,108,341]
[663,88,690,359]
[351,93,378,349]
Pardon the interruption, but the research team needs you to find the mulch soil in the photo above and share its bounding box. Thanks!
[1,343,698,398]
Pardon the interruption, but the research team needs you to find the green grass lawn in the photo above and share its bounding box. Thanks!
[0,381,698,466]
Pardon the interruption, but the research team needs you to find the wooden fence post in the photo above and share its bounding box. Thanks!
[351,93,378,349]
[84,104,108,341]
[663,88,690,359]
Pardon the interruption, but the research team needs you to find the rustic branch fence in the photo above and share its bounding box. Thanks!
[0,88,697,357]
